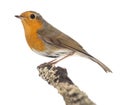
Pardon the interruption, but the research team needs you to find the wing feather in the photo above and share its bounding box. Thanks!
[37,21,92,57]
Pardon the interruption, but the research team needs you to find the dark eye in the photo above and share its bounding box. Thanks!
[30,14,35,19]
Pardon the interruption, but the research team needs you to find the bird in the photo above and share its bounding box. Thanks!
[15,11,112,73]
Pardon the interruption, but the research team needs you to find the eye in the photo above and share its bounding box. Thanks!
[30,14,36,19]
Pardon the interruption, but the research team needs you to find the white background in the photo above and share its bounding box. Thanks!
[0,0,120,105]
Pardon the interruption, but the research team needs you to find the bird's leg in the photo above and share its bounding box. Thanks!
[51,52,75,64]
[48,58,57,63]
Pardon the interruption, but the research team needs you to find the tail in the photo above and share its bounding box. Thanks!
[88,56,112,73]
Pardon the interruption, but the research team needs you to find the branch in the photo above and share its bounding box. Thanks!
[37,63,96,105]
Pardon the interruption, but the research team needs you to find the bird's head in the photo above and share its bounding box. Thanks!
[15,11,44,33]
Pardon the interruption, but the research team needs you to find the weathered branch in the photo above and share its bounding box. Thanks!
[37,63,96,105]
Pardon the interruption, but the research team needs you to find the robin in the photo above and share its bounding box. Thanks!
[15,11,112,73]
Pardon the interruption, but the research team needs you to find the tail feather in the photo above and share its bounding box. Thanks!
[88,56,112,73]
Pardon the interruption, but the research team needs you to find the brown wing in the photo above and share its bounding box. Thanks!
[37,22,91,57]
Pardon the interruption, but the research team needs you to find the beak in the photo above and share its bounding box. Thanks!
[15,15,23,19]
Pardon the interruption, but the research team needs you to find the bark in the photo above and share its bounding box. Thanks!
[37,63,96,105]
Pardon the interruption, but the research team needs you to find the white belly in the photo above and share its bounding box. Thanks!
[32,48,73,58]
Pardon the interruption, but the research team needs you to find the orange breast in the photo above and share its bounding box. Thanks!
[26,32,45,51]
[22,20,45,51]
